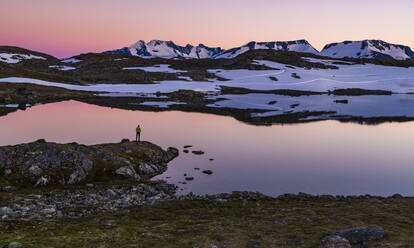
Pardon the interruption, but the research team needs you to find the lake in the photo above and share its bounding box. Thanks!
[1,100,413,196]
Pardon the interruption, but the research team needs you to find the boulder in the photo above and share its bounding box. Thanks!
[334,226,384,245]
[0,140,178,187]
[4,242,24,248]
[321,235,351,248]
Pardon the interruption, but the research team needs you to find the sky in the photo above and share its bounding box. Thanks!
[1,0,413,58]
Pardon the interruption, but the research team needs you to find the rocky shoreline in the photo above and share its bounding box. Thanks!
[0,141,413,247]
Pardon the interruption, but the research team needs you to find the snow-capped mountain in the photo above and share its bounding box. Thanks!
[215,40,318,59]
[106,40,224,59]
[106,39,318,59]
[320,40,414,61]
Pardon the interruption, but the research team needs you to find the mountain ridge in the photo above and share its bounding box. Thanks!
[105,39,414,61]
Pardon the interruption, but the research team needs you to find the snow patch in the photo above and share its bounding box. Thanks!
[0,53,46,64]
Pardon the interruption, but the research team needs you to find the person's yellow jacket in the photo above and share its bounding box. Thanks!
[136,126,141,133]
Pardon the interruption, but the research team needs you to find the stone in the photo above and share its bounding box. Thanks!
[5,242,24,248]
[3,186,16,191]
[192,150,205,155]
[28,165,43,175]
[107,189,117,197]
[202,170,213,175]
[185,177,194,181]
[321,235,351,248]
[334,226,384,244]
[183,149,189,153]
[247,241,260,248]
[0,206,14,217]
[183,145,193,148]
[115,166,141,181]
[121,138,130,143]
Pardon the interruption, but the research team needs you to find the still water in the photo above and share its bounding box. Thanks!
[1,100,413,196]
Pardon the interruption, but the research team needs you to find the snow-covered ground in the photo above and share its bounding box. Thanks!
[48,65,76,71]
[133,101,186,108]
[208,93,414,118]
[61,58,82,63]
[2,59,414,94]
[122,64,186,73]
[0,53,46,64]
[2,59,414,118]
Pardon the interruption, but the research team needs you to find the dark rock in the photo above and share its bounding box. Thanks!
[334,99,349,104]
[209,158,214,161]
[202,170,213,175]
[247,241,260,248]
[391,193,403,199]
[36,139,46,143]
[192,150,205,155]
[0,141,178,187]
[268,100,277,105]
[183,145,193,148]
[183,149,189,153]
[194,168,200,170]
[4,242,24,248]
[121,138,130,143]
[321,235,351,248]
[334,226,384,244]
[185,177,194,181]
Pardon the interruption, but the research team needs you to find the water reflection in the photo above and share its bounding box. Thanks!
[0,100,413,196]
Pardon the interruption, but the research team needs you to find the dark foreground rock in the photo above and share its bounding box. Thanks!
[334,226,384,245]
[321,235,351,248]
[0,139,178,187]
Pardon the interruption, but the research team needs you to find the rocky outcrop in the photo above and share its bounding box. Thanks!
[334,226,384,245]
[321,235,351,248]
[0,139,178,187]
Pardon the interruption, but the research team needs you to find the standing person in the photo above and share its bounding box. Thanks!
[136,124,142,142]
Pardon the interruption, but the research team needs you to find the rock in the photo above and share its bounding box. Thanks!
[4,242,24,248]
[202,170,213,175]
[321,235,351,248]
[2,186,16,191]
[40,208,56,215]
[211,245,219,248]
[391,193,403,199]
[194,168,200,170]
[0,140,178,187]
[183,145,193,148]
[35,176,49,186]
[209,158,214,161]
[115,166,141,181]
[121,138,130,143]
[192,150,205,155]
[0,206,14,217]
[106,189,117,197]
[183,149,189,153]
[28,165,43,175]
[334,99,349,104]
[185,177,194,181]
[334,226,384,244]
[247,241,260,248]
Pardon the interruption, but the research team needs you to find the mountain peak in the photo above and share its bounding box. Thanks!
[321,39,414,61]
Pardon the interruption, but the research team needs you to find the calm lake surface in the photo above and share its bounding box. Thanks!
[1,100,413,196]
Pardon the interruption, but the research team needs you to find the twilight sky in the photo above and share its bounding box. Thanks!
[1,0,413,58]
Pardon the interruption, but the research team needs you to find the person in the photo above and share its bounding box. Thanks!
[136,124,141,142]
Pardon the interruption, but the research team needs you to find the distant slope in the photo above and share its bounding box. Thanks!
[320,40,414,61]
[0,46,58,64]
[215,40,319,59]
[105,40,319,59]
[105,40,224,59]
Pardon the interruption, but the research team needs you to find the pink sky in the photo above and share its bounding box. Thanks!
[1,0,413,58]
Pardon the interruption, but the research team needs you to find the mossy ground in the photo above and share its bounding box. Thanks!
[1,196,414,247]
